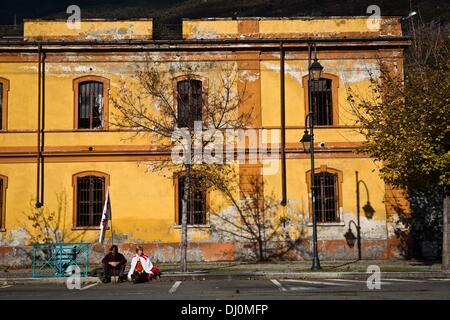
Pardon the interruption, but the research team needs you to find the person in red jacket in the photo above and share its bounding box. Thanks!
[101,245,127,283]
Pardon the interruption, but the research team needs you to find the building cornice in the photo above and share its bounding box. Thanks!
[0,36,411,53]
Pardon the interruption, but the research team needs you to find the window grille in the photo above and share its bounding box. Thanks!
[310,78,333,126]
[177,79,202,128]
[76,176,105,227]
[0,178,3,228]
[313,172,340,223]
[0,83,3,130]
[178,175,206,225]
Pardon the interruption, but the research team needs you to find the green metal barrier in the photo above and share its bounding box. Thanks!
[32,242,89,278]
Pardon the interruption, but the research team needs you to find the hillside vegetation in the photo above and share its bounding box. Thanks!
[0,0,448,38]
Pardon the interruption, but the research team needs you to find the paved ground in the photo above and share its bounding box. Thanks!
[0,259,442,279]
[1,277,450,300]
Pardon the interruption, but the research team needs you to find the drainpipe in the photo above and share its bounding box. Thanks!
[35,45,45,208]
[36,44,41,208]
[40,50,46,207]
[280,41,287,206]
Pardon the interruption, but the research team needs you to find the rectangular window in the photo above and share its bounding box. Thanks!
[78,81,104,129]
[310,79,333,126]
[76,176,105,227]
[177,80,202,128]
[0,83,3,130]
[178,175,206,225]
[0,178,3,229]
[313,172,339,223]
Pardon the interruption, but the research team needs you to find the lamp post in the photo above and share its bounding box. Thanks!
[300,43,323,271]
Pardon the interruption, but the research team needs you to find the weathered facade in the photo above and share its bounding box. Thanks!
[0,17,410,266]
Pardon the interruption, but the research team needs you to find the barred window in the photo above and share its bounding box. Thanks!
[78,81,104,129]
[310,78,333,126]
[0,82,3,130]
[177,175,206,225]
[313,172,340,223]
[76,176,105,227]
[0,177,4,229]
[0,77,9,131]
[177,79,202,128]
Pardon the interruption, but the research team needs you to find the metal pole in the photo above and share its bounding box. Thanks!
[40,51,46,206]
[309,43,321,270]
[35,44,41,208]
[110,188,114,246]
[111,216,114,245]
[280,41,287,206]
[356,171,362,260]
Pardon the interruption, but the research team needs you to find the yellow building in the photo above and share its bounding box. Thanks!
[0,17,410,265]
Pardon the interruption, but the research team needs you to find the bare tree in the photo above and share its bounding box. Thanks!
[111,56,252,271]
[24,191,86,244]
[209,176,307,261]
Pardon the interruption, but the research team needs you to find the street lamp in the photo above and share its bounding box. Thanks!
[300,114,312,153]
[401,11,417,20]
[300,130,312,153]
[309,57,324,81]
[303,43,323,271]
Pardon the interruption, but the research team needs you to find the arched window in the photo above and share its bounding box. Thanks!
[72,171,109,228]
[174,173,207,225]
[0,77,9,130]
[306,166,343,223]
[302,73,339,126]
[176,79,203,128]
[73,76,110,129]
[0,175,7,231]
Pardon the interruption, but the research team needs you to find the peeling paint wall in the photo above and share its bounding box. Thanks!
[24,19,153,40]
[0,17,409,266]
[183,17,402,39]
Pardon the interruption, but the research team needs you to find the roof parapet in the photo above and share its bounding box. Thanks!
[182,17,402,40]
[23,19,153,40]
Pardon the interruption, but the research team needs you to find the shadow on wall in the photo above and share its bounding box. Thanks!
[22,190,88,245]
[22,191,88,267]
[409,186,443,261]
[391,185,443,261]
[0,191,89,268]
[209,177,309,262]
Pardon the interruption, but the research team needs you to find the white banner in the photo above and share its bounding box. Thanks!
[99,187,111,244]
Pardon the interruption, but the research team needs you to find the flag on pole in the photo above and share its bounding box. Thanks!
[99,187,111,244]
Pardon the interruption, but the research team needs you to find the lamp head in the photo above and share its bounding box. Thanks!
[402,11,417,20]
[300,130,312,153]
[309,58,324,80]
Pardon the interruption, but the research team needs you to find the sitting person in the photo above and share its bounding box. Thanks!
[101,245,127,283]
[127,245,161,284]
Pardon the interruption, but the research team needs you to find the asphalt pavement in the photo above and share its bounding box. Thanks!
[1,277,450,300]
